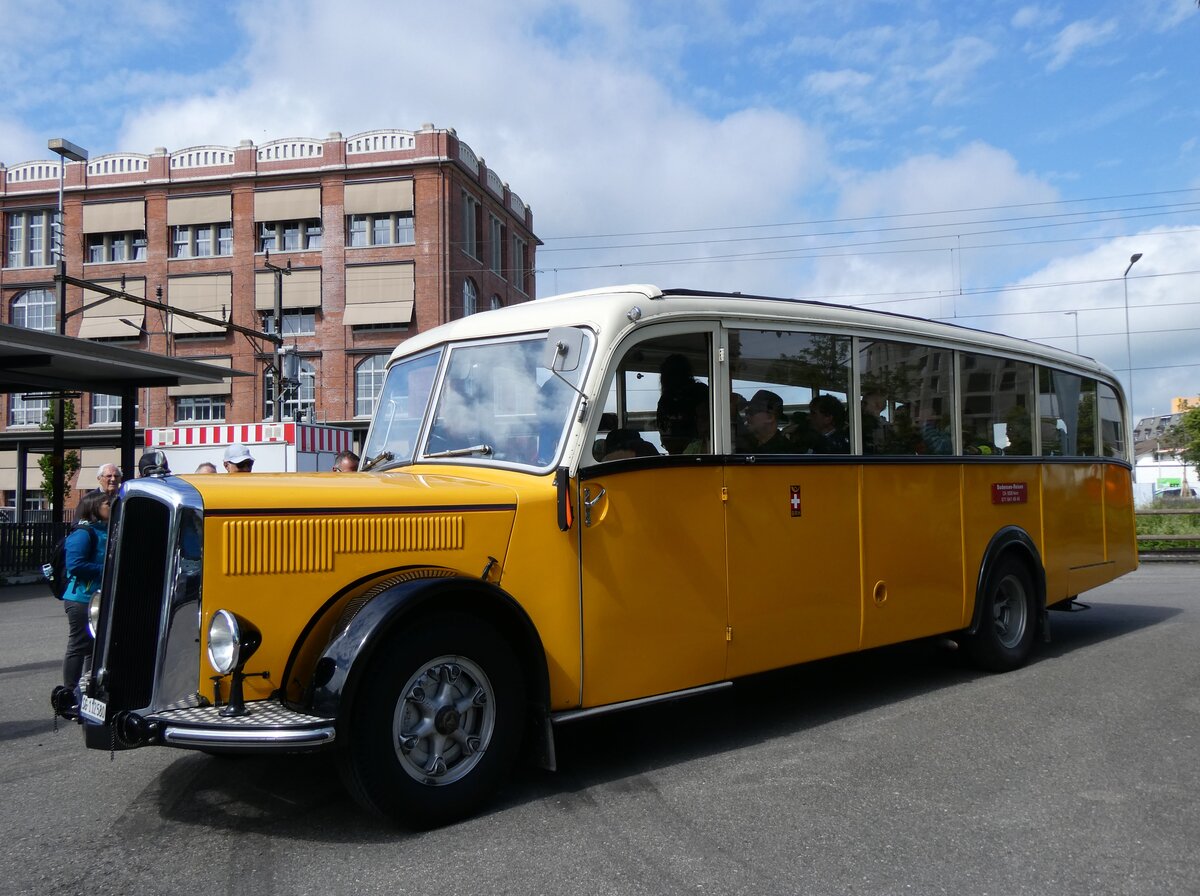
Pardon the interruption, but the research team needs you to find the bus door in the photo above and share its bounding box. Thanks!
[857,338,965,648]
[577,327,728,708]
[722,326,862,678]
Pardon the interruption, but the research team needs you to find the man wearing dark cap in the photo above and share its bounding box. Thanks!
[736,389,792,454]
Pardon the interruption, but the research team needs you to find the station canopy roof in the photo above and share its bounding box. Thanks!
[0,323,245,395]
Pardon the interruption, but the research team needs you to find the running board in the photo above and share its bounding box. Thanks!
[551,681,733,725]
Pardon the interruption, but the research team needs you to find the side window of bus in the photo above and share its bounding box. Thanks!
[729,328,851,455]
[859,339,954,455]
[1039,370,1098,456]
[959,353,1036,456]
[594,332,713,461]
[1098,383,1125,458]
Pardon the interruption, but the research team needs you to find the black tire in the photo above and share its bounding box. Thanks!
[337,612,525,828]
[966,556,1038,673]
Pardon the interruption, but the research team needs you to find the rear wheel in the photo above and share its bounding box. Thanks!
[967,556,1038,673]
[338,613,524,827]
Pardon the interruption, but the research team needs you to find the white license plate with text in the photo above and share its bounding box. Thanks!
[80,694,106,723]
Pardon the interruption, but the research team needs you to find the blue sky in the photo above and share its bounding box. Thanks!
[1,0,1198,421]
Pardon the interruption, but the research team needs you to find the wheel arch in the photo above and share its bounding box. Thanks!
[968,526,1046,636]
[309,571,552,758]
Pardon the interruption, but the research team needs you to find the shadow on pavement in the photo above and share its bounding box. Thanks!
[136,600,1176,836]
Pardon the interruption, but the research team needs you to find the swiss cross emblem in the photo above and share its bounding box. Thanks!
[789,485,802,517]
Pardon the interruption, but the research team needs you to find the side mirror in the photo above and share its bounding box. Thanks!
[541,327,584,373]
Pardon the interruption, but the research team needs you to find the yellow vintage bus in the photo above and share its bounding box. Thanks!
[72,285,1137,825]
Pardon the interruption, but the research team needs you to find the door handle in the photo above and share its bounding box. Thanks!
[582,486,606,527]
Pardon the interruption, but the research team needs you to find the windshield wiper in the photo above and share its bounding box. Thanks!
[359,450,395,472]
[423,444,494,459]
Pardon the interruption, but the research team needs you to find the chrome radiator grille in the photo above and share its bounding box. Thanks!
[93,481,204,714]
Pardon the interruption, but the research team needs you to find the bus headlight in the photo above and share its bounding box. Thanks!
[87,591,102,638]
[207,609,262,675]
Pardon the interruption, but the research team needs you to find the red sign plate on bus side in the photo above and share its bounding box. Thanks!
[991,482,1028,505]
[789,485,802,517]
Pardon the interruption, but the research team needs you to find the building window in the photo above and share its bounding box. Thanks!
[176,396,226,422]
[90,393,123,425]
[355,354,389,417]
[347,212,414,248]
[488,215,505,274]
[262,308,317,337]
[259,219,322,253]
[8,393,49,427]
[6,210,55,268]
[171,223,234,259]
[490,294,503,311]
[462,193,481,259]
[87,231,147,263]
[463,278,477,316]
[512,236,528,293]
[11,288,56,332]
[264,360,316,421]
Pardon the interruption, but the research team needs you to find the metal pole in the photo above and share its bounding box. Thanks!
[47,138,87,524]
[263,251,291,422]
[1064,311,1079,354]
[1123,252,1142,423]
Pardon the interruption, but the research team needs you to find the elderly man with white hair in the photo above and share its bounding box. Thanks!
[95,463,122,498]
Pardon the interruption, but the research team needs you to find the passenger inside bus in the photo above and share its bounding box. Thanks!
[602,428,659,460]
[807,394,850,454]
[736,390,792,453]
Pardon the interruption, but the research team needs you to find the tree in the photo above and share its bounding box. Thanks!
[38,398,81,509]
[1164,405,1200,468]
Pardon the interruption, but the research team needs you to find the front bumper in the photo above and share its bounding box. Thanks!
[86,700,336,751]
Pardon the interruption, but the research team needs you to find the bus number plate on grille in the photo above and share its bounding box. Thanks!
[80,695,106,724]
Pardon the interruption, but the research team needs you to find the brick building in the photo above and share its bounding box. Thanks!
[0,126,537,510]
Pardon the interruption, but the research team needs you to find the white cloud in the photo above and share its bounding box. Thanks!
[1001,228,1200,418]
[1044,18,1119,72]
[1011,5,1062,30]
[804,69,874,95]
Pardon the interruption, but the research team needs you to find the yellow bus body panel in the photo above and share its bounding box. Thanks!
[724,464,862,678]
[191,471,519,703]
[577,466,728,707]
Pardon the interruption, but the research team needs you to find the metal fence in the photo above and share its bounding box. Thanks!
[1137,506,1200,556]
[0,522,62,576]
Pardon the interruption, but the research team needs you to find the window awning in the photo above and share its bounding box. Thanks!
[166,274,231,334]
[255,268,322,311]
[77,279,146,339]
[254,187,321,222]
[343,264,414,326]
[344,179,414,215]
[81,200,145,233]
[167,356,233,397]
[167,194,232,226]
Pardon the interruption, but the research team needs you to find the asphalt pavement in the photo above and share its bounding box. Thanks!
[0,565,1196,896]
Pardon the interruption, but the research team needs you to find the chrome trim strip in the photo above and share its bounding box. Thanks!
[161,725,336,748]
[550,681,732,724]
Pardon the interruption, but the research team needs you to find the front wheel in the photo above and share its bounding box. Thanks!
[966,557,1038,673]
[338,613,525,827]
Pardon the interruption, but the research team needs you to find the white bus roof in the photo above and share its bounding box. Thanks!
[390,285,1121,384]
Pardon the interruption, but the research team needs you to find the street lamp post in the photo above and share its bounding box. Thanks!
[1064,311,1079,354]
[1123,252,1143,424]
[47,138,87,528]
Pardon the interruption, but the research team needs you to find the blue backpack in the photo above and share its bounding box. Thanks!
[43,525,97,600]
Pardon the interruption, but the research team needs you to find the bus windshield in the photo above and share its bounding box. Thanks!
[362,330,593,471]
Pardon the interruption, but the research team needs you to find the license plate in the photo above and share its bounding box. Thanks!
[80,694,106,724]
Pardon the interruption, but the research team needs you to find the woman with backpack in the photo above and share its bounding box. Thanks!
[61,491,110,699]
